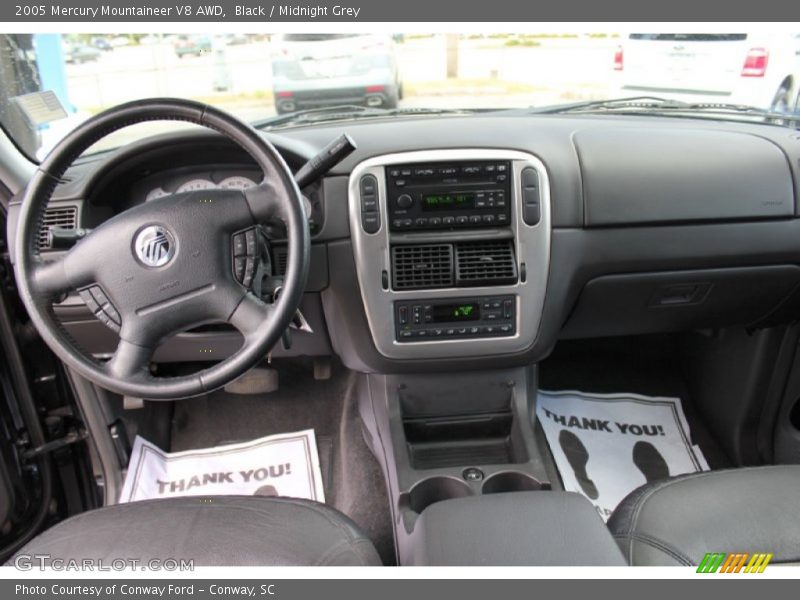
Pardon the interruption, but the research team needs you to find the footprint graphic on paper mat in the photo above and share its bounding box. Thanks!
[558,429,599,499]
[632,441,670,484]
[253,484,278,497]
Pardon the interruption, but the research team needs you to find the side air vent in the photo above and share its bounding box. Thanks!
[392,244,454,290]
[38,205,78,251]
[455,240,517,286]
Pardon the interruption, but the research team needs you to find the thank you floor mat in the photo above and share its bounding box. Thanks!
[537,391,708,521]
[120,429,325,503]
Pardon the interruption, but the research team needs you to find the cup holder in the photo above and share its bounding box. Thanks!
[481,471,543,494]
[408,476,472,514]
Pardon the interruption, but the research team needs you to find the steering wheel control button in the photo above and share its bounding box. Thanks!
[231,227,264,288]
[79,289,99,313]
[232,233,246,256]
[462,467,484,482]
[359,175,381,234]
[245,230,257,255]
[134,225,176,268]
[521,167,542,226]
[243,259,256,287]
[80,285,121,333]
[234,257,247,282]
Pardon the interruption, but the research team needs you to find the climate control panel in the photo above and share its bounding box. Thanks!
[395,295,516,342]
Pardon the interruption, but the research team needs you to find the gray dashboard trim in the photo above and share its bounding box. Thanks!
[347,149,551,360]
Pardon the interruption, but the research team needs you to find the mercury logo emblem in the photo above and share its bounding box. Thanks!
[134,226,175,267]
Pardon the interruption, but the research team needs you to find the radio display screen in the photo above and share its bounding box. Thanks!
[432,302,481,322]
[422,193,475,211]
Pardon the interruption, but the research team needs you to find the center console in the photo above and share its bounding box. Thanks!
[347,149,551,361]
[347,150,596,565]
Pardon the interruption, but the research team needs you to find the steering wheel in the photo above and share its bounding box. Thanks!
[13,98,309,400]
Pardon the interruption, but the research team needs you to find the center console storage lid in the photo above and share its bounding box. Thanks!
[405,491,626,566]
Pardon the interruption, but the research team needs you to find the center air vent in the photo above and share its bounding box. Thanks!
[455,240,517,286]
[38,205,78,251]
[392,244,454,290]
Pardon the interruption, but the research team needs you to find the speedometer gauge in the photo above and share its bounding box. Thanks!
[219,176,256,190]
[177,178,215,193]
[145,187,169,202]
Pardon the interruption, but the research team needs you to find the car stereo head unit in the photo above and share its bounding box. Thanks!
[387,161,511,231]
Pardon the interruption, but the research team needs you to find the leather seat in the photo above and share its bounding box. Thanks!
[608,466,800,566]
[11,496,382,566]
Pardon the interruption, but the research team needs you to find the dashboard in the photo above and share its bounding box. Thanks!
[8,111,800,374]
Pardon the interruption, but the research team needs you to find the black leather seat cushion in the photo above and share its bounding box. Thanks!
[608,466,800,566]
[11,496,382,566]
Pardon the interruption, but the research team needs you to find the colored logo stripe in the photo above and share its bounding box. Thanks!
[745,553,773,573]
[697,552,773,573]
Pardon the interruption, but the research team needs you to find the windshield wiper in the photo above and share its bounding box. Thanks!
[532,96,799,126]
[256,105,479,130]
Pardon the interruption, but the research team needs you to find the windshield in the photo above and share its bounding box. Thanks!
[1,30,799,160]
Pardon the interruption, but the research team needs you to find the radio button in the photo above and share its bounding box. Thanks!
[396,194,414,209]
[462,166,481,175]
[362,213,380,234]
[521,167,541,225]
[360,177,377,195]
[482,214,496,224]
[395,179,406,187]
[414,217,428,227]
[497,213,509,224]
[443,216,455,226]
[456,216,469,225]
[428,217,442,227]
[469,215,481,224]
[361,195,378,212]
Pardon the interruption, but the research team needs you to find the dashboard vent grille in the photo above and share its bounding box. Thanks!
[455,240,517,286]
[38,205,78,251]
[392,244,454,290]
